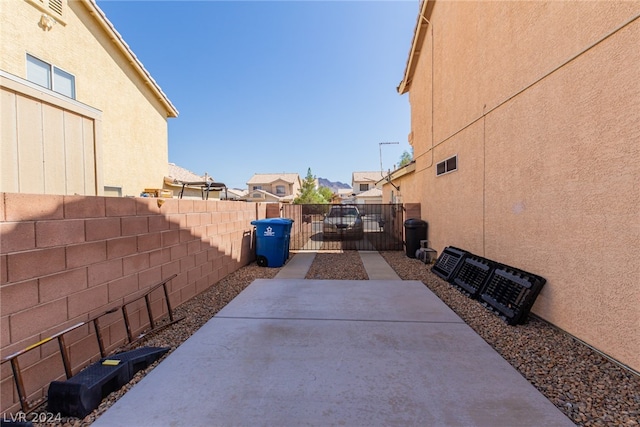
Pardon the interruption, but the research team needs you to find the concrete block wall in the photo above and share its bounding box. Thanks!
[0,193,266,414]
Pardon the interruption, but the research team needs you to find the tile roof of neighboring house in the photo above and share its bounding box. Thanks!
[352,171,384,182]
[357,188,383,198]
[247,173,300,185]
[166,163,211,183]
[82,0,178,117]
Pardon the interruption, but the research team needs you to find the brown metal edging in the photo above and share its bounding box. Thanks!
[1,274,179,414]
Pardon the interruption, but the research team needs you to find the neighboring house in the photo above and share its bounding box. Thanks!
[246,173,302,203]
[379,160,416,205]
[336,188,355,204]
[396,1,640,372]
[354,187,382,205]
[0,0,178,197]
[351,171,384,195]
[162,163,222,200]
[222,188,248,201]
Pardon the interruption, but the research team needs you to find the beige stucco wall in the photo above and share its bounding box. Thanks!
[0,0,172,196]
[403,1,640,371]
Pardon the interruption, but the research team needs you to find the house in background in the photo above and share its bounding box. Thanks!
[379,160,415,205]
[246,173,302,203]
[354,187,382,205]
[396,0,640,372]
[335,188,355,204]
[221,188,248,201]
[351,171,384,198]
[0,0,178,197]
[162,163,223,200]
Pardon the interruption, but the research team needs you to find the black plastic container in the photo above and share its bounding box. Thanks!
[479,265,546,325]
[431,246,468,281]
[450,254,496,298]
[404,219,428,258]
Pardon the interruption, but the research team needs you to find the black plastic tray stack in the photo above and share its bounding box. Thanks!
[431,246,468,281]
[451,254,496,298]
[479,265,546,325]
[431,246,546,325]
[48,346,170,418]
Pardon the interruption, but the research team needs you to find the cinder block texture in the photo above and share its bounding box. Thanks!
[1,194,261,414]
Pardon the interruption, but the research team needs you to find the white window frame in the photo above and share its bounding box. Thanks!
[26,54,76,99]
[436,155,458,176]
[275,185,286,196]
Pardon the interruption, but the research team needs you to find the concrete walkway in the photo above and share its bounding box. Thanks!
[93,252,572,427]
[275,251,400,281]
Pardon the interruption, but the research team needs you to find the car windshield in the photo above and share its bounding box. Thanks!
[328,207,358,218]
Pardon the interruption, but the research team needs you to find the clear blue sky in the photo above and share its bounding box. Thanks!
[97,0,418,189]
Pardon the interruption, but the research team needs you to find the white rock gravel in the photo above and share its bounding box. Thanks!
[29,252,638,427]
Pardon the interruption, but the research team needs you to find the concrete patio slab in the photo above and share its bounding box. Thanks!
[93,279,572,427]
[217,279,460,323]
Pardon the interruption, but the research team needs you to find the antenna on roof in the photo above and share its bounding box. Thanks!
[379,142,399,175]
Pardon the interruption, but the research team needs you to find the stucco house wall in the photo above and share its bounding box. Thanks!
[398,1,640,371]
[0,0,177,197]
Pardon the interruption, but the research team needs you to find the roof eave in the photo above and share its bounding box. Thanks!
[397,0,432,95]
[81,0,179,118]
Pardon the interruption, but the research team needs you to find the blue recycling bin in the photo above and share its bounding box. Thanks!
[251,218,293,267]
[280,218,293,259]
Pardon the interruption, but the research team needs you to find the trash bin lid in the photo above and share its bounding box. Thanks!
[404,218,427,228]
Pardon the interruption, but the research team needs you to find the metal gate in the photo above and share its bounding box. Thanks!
[281,204,404,251]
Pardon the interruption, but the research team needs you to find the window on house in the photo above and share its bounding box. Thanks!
[26,54,76,99]
[436,155,458,176]
[275,185,285,195]
[359,184,369,191]
[252,192,263,199]
[252,185,262,190]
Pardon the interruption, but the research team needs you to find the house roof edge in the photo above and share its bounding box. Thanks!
[81,0,179,118]
[397,0,432,95]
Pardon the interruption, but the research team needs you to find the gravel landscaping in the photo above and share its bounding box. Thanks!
[30,251,639,426]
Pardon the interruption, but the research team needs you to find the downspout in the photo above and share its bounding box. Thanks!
[419,12,435,170]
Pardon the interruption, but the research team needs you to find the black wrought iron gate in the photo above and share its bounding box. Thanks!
[281,204,404,251]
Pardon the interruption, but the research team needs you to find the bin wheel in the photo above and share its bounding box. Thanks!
[256,256,268,267]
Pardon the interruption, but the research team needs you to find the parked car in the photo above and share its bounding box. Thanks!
[323,205,364,239]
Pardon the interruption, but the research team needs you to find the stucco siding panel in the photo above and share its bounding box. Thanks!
[402,1,640,370]
[16,96,44,194]
[83,116,96,194]
[483,20,640,369]
[0,90,19,193]
[42,104,66,195]
[430,1,640,145]
[424,122,485,255]
[64,111,86,195]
